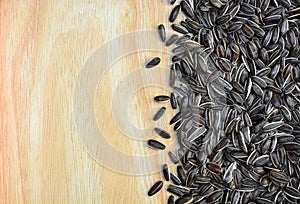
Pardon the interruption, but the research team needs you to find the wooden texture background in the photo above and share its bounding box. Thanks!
[0,0,183,203]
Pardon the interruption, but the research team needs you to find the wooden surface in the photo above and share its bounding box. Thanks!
[0,0,183,203]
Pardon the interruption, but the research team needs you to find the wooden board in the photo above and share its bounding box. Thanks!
[0,0,183,203]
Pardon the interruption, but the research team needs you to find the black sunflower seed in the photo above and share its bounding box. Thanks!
[175,194,193,204]
[154,128,171,139]
[146,57,161,68]
[168,195,175,204]
[154,95,170,102]
[171,173,182,185]
[168,151,179,164]
[170,0,176,5]
[170,92,177,109]
[162,164,170,181]
[166,34,179,46]
[172,24,189,34]
[284,186,300,200]
[170,111,182,125]
[169,5,181,22]
[153,107,166,121]
[158,24,166,42]
[206,162,222,175]
[148,181,163,196]
[180,0,194,19]
[148,140,166,150]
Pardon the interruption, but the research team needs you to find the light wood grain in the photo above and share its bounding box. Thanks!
[0,0,183,203]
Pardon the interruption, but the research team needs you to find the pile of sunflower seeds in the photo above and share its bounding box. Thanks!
[146,0,300,203]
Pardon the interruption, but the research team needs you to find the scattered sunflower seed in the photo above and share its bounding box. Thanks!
[148,181,163,196]
[148,140,165,150]
[146,57,161,68]
[153,107,166,121]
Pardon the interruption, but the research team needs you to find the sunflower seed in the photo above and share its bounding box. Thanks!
[154,95,170,102]
[223,162,237,183]
[153,107,166,121]
[148,181,163,196]
[170,0,176,4]
[169,5,181,22]
[216,14,231,25]
[170,93,177,109]
[158,24,166,42]
[172,24,189,34]
[162,164,170,181]
[175,194,193,204]
[146,57,161,68]
[283,142,300,151]
[206,162,223,175]
[187,126,206,141]
[154,128,171,139]
[209,0,223,8]
[284,186,300,200]
[148,140,166,150]
[166,34,179,46]
[180,0,194,19]
[255,197,274,204]
[169,151,179,164]
[171,173,182,185]
[217,57,231,72]
[206,190,223,203]
[263,121,284,132]
[168,195,175,204]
